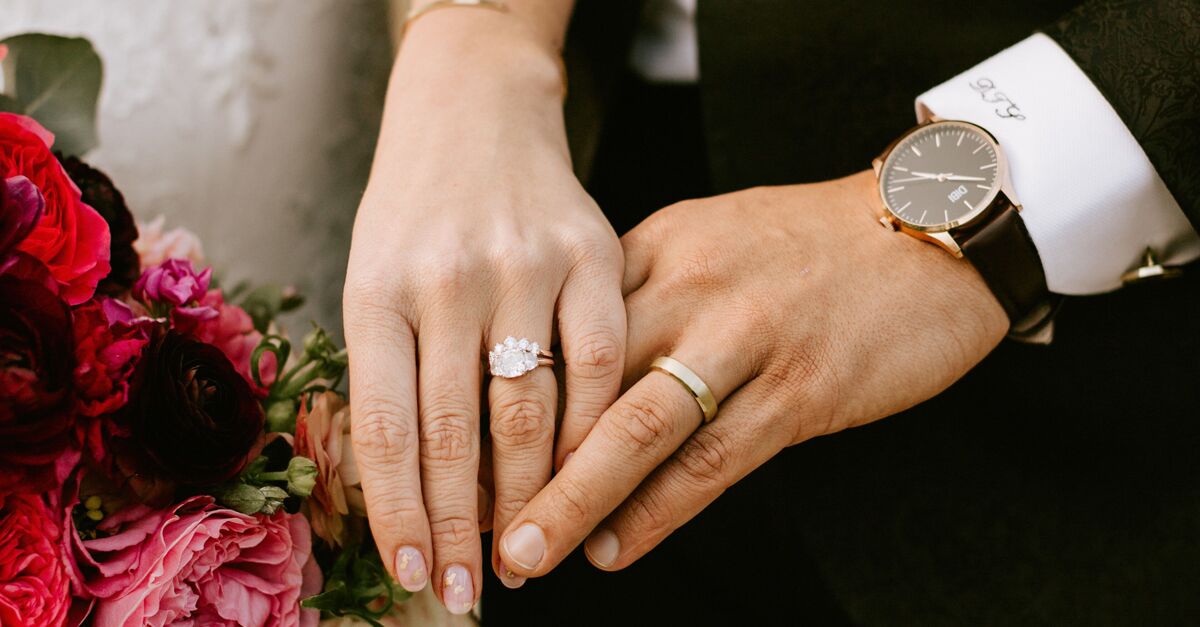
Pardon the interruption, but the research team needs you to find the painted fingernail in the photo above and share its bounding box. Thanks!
[499,562,527,589]
[502,523,546,570]
[394,547,428,592]
[585,529,620,568]
[442,565,475,615]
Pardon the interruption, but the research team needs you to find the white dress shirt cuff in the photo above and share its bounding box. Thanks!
[916,33,1199,295]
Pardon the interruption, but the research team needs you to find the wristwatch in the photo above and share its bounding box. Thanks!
[872,118,1057,339]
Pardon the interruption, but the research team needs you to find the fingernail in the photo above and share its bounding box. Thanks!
[499,562,527,589]
[585,529,620,568]
[502,523,546,570]
[394,547,428,592]
[441,565,475,615]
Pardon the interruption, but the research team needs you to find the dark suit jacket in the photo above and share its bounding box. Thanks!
[536,1,1200,624]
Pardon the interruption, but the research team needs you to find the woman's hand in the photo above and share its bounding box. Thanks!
[343,9,625,613]
[496,171,1009,576]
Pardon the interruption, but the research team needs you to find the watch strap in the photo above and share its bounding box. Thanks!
[958,202,1058,338]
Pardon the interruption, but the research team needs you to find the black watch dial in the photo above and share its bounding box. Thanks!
[879,121,1002,231]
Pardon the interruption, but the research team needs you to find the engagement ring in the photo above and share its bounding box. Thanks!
[488,336,554,378]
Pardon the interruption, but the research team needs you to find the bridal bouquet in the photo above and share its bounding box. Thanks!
[1,35,410,627]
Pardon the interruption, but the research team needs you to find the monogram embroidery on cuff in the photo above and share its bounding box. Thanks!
[969,78,1026,121]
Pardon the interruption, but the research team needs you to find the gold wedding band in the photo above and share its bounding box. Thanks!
[650,356,718,424]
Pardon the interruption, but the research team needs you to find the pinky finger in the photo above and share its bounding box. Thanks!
[583,383,788,571]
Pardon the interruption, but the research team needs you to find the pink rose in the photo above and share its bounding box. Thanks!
[1,113,110,305]
[133,216,205,269]
[184,289,277,395]
[0,492,71,627]
[68,496,321,627]
[295,392,365,547]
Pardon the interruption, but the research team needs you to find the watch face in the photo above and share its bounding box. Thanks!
[879,121,1003,231]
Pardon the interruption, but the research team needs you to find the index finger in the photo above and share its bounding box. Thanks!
[345,311,433,593]
[498,344,745,577]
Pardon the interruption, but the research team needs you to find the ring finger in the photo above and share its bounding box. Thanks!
[498,329,753,577]
[485,291,558,589]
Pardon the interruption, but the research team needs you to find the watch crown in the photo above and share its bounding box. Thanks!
[879,215,899,231]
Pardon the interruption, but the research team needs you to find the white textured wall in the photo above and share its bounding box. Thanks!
[0,0,393,337]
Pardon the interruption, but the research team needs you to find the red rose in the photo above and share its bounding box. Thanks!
[0,113,110,305]
[0,492,70,627]
[0,273,78,494]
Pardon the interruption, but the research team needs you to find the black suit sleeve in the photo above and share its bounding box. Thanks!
[1045,0,1200,232]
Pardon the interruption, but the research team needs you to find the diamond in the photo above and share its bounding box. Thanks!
[488,337,544,378]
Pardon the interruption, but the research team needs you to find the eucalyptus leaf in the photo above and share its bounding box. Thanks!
[0,34,102,156]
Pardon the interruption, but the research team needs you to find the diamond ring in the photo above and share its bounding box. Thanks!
[488,336,554,379]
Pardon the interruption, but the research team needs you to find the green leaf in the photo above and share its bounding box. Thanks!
[239,284,305,333]
[0,34,102,156]
[0,94,20,112]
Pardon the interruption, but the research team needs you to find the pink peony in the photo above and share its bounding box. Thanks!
[70,298,150,467]
[68,495,321,627]
[1,113,110,305]
[295,392,365,547]
[184,289,277,395]
[133,258,216,323]
[0,492,71,627]
[133,216,205,270]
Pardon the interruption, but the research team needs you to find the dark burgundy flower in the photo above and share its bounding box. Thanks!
[59,156,140,296]
[124,329,264,486]
[0,274,77,494]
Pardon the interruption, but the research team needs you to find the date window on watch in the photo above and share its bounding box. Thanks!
[947,185,969,203]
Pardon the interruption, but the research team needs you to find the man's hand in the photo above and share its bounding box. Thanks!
[495,171,1008,576]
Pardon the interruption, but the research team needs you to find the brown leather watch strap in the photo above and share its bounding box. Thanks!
[958,203,1058,338]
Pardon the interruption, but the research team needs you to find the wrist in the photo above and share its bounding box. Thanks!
[395,8,564,107]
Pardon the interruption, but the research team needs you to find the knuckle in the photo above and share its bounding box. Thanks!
[420,256,487,301]
[343,274,406,323]
[364,485,425,526]
[665,249,727,291]
[428,515,478,549]
[567,328,622,381]
[352,406,417,466]
[624,485,674,539]
[549,478,594,522]
[420,399,477,464]
[491,493,532,521]
[489,395,553,448]
[605,396,674,450]
[674,429,732,486]
[564,232,620,267]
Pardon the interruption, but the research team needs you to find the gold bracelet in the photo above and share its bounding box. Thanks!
[401,0,568,98]
[404,0,509,34]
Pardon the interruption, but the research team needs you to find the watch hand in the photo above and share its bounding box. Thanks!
[909,171,942,179]
[943,175,987,182]
[889,176,942,183]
